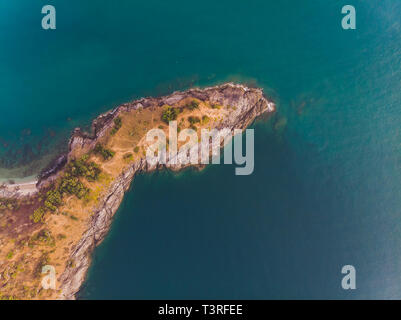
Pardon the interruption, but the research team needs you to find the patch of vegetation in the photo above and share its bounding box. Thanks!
[94,143,115,160]
[70,215,78,221]
[186,100,199,110]
[6,250,14,259]
[202,115,210,124]
[31,207,45,223]
[58,176,88,199]
[57,234,67,240]
[0,198,19,212]
[161,106,178,124]
[29,229,55,246]
[188,116,201,125]
[110,117,122,135]
[83,184,103,204]
[67,156,101,181]
[211,103,222,109]
[67,259,76,268]
[33,253,49,278]
[123,153,133,162]
[134,146,140,153]
[30,155,99,223]
[43,189,62,212]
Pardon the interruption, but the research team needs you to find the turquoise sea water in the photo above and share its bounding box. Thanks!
[2,0,401,298]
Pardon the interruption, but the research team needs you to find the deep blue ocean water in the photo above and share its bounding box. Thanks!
[1,0,401,298]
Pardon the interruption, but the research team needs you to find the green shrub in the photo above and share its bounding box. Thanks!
[123,153,133,161]
[161,106,178,124]
[6,250,14,259]
[34,254,49,278]
[67,157,101,181]
[134,146,140,153]
[110,117,122,135]
[57,234,67,240]
[188,116,200,125]
[186,100,199,110]
[202,115,210,124]
[30,229,55,246]
[30,207,45,223]
[94,144,115,160]
[0,198,18,212]
[43,189,62,212]
[58,176,89,199]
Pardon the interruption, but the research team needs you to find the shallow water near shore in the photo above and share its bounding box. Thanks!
[2,0,401,298]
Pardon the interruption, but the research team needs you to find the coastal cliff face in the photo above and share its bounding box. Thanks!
[56,83,274,300]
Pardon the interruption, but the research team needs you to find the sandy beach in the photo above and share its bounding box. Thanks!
[0,180,38,197]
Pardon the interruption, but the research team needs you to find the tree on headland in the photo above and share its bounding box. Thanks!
[94,144,115,160]
[110,117,122,135]
[161,106,178,124]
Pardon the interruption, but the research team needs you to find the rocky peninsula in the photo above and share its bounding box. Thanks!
[0,83,275,300]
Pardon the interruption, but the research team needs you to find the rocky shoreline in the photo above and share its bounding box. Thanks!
[10,83,275,299]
